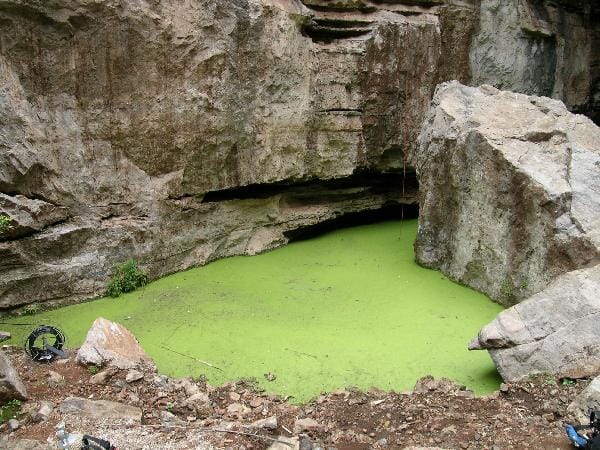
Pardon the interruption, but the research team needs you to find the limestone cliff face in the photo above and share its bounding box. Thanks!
[0,0,597,310]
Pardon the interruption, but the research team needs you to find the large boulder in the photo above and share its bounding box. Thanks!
[415,81,600,304]
[76,318,155,370]
[469,265,600,381]
[0,350,27,401]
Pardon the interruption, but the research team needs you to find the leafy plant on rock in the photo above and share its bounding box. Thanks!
[106,259,149,298]
[0,214,13,234]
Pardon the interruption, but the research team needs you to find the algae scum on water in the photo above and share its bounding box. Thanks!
[6,220,503,402]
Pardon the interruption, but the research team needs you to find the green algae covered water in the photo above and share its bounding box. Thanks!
[4,220,503,402]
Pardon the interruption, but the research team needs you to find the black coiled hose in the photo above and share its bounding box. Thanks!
[23,325,66,362]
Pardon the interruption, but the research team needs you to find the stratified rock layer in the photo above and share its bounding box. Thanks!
[415,81,600,304]
[469,266,600,382]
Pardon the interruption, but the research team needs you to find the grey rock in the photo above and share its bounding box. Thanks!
[89,370,114,385]
[226,402,250,416]
[0,436,50,450]
[47,370,65,387]
[32,401,53,423]
[76,318,155,370]
[125,369,144,383]
[0,350,27,401]
[60,396,142,423]
[0,331,11,342]
[252,415,278,430]
[268,436,300,450]
[470,265,600,381]
[177,378,200,397]
[185,392,210,405]
[567,376,600,424]
[160,410,186,428]
[7,418,20,431]
[300,437,313,450]
[416,81,600,305]
[294,417,324,434]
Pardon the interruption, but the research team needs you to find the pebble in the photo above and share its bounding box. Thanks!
[7,419,19,431]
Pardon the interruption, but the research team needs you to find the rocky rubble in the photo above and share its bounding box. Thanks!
[0,318,592,448]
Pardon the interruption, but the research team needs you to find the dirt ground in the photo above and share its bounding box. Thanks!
[0,346,588,449]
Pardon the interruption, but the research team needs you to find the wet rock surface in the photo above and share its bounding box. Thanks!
[416,81,600,305]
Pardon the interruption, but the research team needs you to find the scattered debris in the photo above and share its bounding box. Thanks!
[265,372,277,381]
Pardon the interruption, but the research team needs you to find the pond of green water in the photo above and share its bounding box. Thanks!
[4,219,503,402]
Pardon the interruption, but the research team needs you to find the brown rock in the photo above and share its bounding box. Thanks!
[76,318,155,370]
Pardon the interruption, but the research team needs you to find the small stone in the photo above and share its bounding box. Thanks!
[252,415,278,430]
[226,402,250,415]
[7,418,19,431]
[186,392,210,404]
[160,410,186,427]
[250,397,264,408]
[125,369,144,383]
[0,332,11,343]
[89,371,111,385]
[500,383,510,393]
[229,392,241,401]
[48,370,65,386]
[300,437,313,450]
[33,401,53,422]
[294,417,323,434]
[179,378,200,397]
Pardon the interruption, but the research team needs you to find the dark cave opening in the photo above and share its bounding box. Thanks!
[284,203,419,242]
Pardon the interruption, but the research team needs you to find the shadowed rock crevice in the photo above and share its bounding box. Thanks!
[201,171,416,203]
[284,203,419,241]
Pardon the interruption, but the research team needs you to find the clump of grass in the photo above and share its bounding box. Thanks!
[106,259,149,298]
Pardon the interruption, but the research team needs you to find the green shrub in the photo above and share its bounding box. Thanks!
[106,259,149,297]
[0,214,13,234]
[0,399,22,423]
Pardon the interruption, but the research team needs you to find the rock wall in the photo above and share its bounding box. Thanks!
[0,0,597,311]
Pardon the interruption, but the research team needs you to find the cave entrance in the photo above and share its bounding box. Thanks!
[284,203,419,242]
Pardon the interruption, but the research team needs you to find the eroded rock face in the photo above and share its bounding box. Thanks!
[469,265,600,381]
[76,317,155,370]
[0,0,597,310]
[415,81,600,304]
